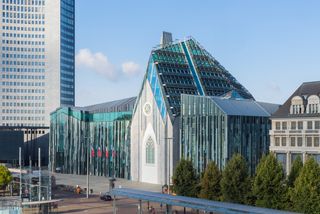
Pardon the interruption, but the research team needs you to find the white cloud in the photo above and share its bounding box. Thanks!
[76,49,141,80]
[76,49,116,80]
[121,61,141,76]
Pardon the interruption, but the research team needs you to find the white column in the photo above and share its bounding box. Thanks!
[286,152,290,175]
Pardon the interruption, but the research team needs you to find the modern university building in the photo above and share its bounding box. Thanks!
[50,97,136,179]
[50,32,278,185]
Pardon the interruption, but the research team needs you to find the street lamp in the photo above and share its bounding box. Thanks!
[165,137,173,195]
[84,136,91,199]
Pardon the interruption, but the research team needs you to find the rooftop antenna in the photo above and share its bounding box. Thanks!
[160,31,173,47]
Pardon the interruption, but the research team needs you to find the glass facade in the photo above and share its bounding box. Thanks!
[60,0,75,106]
[180,95,271,175]
[49,97,135,179]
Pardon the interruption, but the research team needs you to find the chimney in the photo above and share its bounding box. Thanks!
[160,31,173,47]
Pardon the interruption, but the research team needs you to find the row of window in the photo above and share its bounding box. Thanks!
[3,45,45,52]
[2,88,44,93]
[24,130,46,135]
[1,116,45,121]
[2,95,44,100]
[2,32,45,38]
[2,0,45,5]
[2,109,44,114]
[275,121,320,130]
[1,81,44,86]
[2,26,44,32]
[2,12,45,20]
[290,95,320,114]
[2,123,46,126]
[2,18,45,25]
[2,40,45,48]
[2,54,45,59]
[2,67,45,73]
[2,102,44,107]
[274,136,320,147]
[2,74,45,79]
[2,61,45,66]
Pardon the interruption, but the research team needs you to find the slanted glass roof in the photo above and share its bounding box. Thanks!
[147,36,254,118]
[111,188,295,214]
[211,96,279,117]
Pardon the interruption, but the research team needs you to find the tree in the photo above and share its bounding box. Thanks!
[290,157,320,214]
[253,153,287,209]
[0,165,12,189]
[198,161,221,200]
[220,154,250,204]
[172,159,198,197]
[287,156,303,187]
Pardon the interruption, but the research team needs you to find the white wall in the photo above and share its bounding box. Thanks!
[130,80,172,185]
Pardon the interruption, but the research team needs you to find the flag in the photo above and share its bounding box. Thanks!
[91,147,95,157]
[112,150,116,158]
[105,147,109,158]
[97,147,102,158]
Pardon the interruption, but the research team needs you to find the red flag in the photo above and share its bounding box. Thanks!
[97,147,102,157]
[106,148,109,158]
[91,147,95,157]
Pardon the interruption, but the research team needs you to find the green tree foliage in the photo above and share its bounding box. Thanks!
[287,156,303,187]
[290,157,320,214]
[172,159,198,197]
[253,153,286,209]
[198,161,221,200]
[220,154,250,204]
[0,165,12,188]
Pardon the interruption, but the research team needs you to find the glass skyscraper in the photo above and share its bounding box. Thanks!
[0,0,75,127]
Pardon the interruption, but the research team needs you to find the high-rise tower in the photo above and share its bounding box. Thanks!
[0,0,75,127]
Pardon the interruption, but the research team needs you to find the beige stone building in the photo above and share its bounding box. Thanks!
[269,81,320,174]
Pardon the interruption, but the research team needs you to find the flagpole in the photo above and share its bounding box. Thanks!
[86,144,89,199]
[86,136,90,199]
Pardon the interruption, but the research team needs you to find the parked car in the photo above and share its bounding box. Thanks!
[100,192,112,201]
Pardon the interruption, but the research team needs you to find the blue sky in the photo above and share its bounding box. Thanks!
[75,0,320,106]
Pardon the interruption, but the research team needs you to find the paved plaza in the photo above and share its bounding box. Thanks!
[54,173,162,194]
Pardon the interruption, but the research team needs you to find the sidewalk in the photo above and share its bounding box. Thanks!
[54,173,161,194]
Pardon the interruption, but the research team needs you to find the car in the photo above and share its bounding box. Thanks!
[100,192,112,201]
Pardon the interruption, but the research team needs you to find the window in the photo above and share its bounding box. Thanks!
[146,137,155,164]
[315,137,319,147]
[281,137,286,147]
[297,137,303,147]
[275,122,280,130]
[290,96,304,114]
[306,137,312,147]
[282,122,287,130]
[307,121,313,130]
[290,137,296,147]
[315,121,320,129]
[298,121,303,130]
[291,121,296,130]
[307,95,320,114]
[275,137,280,146]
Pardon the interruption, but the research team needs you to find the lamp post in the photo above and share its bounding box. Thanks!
[84,136,91,199]
[165,137,173,194]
